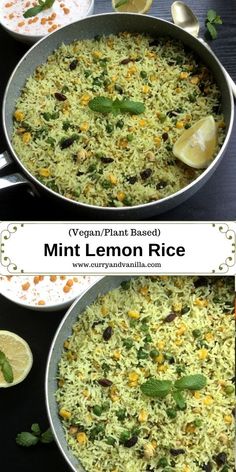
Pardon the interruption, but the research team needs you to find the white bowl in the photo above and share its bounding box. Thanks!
[0,275,101,311]
[0,0,94,44]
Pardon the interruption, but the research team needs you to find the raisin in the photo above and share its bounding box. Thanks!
[214,453,227,466]
[127,176,138,185]
[124,436,138,448]
[54,92,67,101]
[98,378,113,387]
[162,132,169,141]
[100,157,114,163]
[120,58,132,65]
[69,59,78,70]
[164,313,177,322]
[140,169,152,180]
[103,326,113,341]
[170,448,185,456]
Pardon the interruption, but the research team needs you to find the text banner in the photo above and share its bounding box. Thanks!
[0,222,235,275]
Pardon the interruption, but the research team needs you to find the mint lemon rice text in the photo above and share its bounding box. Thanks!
[56,276,235,471]
[12,34,225,207]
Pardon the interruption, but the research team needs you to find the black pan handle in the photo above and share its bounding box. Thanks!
[0,151,38,196]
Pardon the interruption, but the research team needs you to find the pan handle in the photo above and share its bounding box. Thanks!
[0,150,15,174]
[0,151,38,196]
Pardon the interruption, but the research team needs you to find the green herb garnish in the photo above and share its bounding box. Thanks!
[174,374,207,391]
[205,9,223,40]
[115,0,128,8]
[0,350,13,384]
[141,374,207,406]
[141,379,172,398]
[16,424,54,447]
[88,97,145,116]
[23,0,56,19]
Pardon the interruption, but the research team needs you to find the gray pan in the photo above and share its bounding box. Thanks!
[45,275,132,472]
[1,13,234,218]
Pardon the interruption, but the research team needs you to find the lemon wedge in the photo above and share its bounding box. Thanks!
[112,0,153,14]
[0,330,33,388]
[173,115,217,169]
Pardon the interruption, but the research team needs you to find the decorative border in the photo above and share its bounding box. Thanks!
[212,223,236,274]
[0,223,25,273]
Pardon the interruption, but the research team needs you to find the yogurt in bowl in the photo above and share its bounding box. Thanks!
[0,275,101,311]
[0,0,94,43]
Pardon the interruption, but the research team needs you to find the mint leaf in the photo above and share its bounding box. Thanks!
[207,9,217,23]
[0,350,6,364]
[115,0,128,8]
[119,100,145,115]
[174,374,207,391]
[40,428,54,444]
[88,97,113,114]
[16,432,39,447]
[172,390,186,410]
[31,424,41,436]
[214,15,223,25]
[141,379,172,398]
[206,22,218,39]
[23,5,43,17]
[88,97,145,115]
[0,350,13,383]
[2,360,13,383]
[23,0,55,18]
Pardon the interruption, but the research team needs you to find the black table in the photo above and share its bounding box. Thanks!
[0,0,235,220]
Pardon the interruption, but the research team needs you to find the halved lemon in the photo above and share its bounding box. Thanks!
[112,0,153,14]
[173,115,217,169]
[0,330,33,388]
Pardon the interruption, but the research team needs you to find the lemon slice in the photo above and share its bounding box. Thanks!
[173,115,217,169]
[0,330,33,388]
[112,0,153,14]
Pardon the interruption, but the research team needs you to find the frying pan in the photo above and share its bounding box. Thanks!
[1,13,234,219]
[45,275,132,472]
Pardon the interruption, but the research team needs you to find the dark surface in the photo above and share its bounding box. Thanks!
[0,0,236,220]
[0,294,68,471]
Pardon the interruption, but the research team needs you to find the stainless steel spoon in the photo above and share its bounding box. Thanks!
[171,1,236,99]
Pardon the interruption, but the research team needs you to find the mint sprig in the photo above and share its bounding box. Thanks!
[141,374,207,407]
[205,9,223,40]
[16,424,54,447]
[88,97,145,115]
[23,0,55,19]
[0,350,13,384]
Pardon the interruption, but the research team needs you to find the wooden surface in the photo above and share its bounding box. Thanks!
[0,0,235,220]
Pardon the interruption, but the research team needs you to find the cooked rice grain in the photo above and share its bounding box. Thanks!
[56,276,235,471]
[12,34,225,207]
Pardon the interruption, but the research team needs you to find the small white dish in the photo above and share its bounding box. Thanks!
[0,275,101,311]
[0,0,94,44]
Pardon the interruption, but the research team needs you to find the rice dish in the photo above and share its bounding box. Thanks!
[12,34,225,207]
[56,276,235,471]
